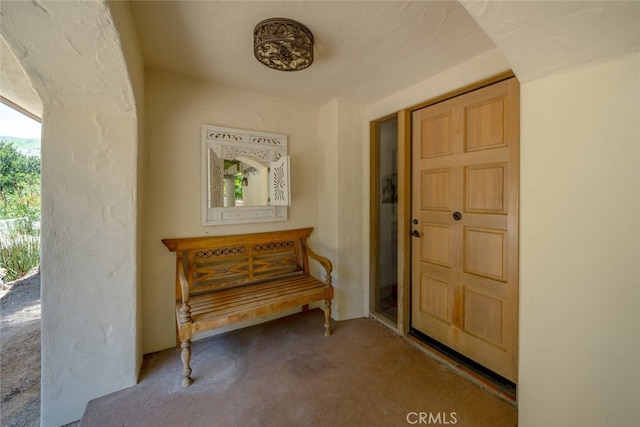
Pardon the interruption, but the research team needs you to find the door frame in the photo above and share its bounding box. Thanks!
[369,70,516,337]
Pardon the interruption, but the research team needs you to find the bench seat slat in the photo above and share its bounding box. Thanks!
[190,284,324,319]
[189,274,316,307]
[184,276,327,322]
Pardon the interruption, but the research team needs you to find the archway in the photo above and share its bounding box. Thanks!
[0,2,143,425]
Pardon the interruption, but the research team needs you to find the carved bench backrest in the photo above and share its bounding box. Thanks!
[162,228,314,299]
[187,238,304,294]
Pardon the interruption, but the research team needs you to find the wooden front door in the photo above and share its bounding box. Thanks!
[410,78,519,382]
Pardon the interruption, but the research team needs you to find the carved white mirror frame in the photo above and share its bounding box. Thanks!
[201,124,290,226]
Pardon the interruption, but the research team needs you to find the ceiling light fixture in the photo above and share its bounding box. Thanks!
[253,18,314,72]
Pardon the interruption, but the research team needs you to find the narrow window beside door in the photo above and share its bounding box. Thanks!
[373,117,399,322]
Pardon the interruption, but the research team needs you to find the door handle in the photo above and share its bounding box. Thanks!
[411,229,421,238]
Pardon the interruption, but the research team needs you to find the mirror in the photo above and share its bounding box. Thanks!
[217,157,269,207]
[201,124,290,226]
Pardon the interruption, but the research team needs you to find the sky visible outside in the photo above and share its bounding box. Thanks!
[0,102,41,139]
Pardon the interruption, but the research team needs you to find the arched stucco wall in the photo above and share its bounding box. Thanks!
[0,1,144,425]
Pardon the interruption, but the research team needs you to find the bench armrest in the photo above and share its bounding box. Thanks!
[303,241,333,286]
[177,265,192,323]
[177,265,189,302]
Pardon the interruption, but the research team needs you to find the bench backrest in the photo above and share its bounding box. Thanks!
[162,228,314,298]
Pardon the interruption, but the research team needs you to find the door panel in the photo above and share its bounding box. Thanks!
[411,78,519,382]
[465,92,509,151]
[465,289,505,347]
[419,276,449,322]
[421,224,451,267]
[464,227,507,281]
[465,163,507,213]
[421,112,453,157]
[421,169,451,210]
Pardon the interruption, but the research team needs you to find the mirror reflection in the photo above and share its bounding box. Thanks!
[220,156,268,207]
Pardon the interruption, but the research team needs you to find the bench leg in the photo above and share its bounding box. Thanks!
[324,299,332,337]
[180,339,193,387]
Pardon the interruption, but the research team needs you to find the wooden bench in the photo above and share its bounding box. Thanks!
[162,227,333,387]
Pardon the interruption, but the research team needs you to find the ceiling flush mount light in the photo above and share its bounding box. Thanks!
[253,18,314,71]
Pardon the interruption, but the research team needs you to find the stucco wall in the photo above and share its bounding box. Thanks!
[142,72,325,352]
[109,0,146,387]
[363,49,511,121]
[316,98,366,320]
[317,100,340,300]
[0,1,146,425]
[336,99,365,317]
[518,52,640,427]
[40,108,139,426]
[140,46,640,425]
[139,53,511,356]
[4,1,637,425]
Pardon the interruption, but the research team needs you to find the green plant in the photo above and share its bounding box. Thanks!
[0,141,41,281]
[0,141,39,192]
[0,179,40,224]
[234,173,243,201]
[223,160,244,201]
[0,219,40,282]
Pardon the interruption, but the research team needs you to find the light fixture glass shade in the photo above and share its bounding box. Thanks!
[254,18,314,71]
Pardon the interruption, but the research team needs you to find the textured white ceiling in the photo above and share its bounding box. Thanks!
[0,37,43,117]
[2,1,640,116]
[461,0,640,82]
[130,0,497,106]
[1,0,136,115]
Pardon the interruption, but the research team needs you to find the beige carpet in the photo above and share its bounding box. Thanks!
[80,310,517,427]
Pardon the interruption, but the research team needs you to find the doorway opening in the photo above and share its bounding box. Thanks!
[0,100,41,281]
[409,76,520,397]
[0,98,43,426]
[368,72,519,403]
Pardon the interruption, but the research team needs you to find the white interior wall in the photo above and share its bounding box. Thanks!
[336,99,365,318]
[138,32,640,427]
[363,48,511,121]
[316,98,367,320]
[518,52,640,427]
[317,99,340,302]
[142,71,323,352]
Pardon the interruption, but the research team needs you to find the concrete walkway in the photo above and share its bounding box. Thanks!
[80,310,517,427]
